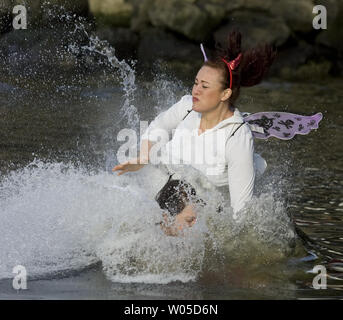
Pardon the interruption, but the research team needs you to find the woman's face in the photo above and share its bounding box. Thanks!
[191,66,231,113]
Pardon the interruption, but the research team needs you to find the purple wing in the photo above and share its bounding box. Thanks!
[243,112,323,140]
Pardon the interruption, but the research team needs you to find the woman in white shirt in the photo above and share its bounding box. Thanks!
[113,31,276,235]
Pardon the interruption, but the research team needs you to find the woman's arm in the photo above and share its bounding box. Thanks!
[140,95,192,142]
[113,95,191,175]
[226,124,255,219]
[112,139,154,175]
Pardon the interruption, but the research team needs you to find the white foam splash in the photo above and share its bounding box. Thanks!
[0,159,297,283]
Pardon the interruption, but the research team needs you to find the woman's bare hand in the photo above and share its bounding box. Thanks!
[112,157,147,176]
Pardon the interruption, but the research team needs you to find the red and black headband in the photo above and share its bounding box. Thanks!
[200,43,242,89]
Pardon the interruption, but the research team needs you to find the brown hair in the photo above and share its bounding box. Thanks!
[204,30,277,108]
[155,178,205,216]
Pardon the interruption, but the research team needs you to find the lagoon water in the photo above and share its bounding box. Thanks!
[0,15,342,300]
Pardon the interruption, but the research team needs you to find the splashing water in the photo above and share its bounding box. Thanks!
[0,10,301,286]
[67,18,139,129]
[0,157,298,283]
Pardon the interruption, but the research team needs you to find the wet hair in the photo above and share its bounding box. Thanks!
[203,30,277,108]
[155,178,205,216]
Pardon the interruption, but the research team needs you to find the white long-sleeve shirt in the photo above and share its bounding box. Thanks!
[141,95,266,215]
